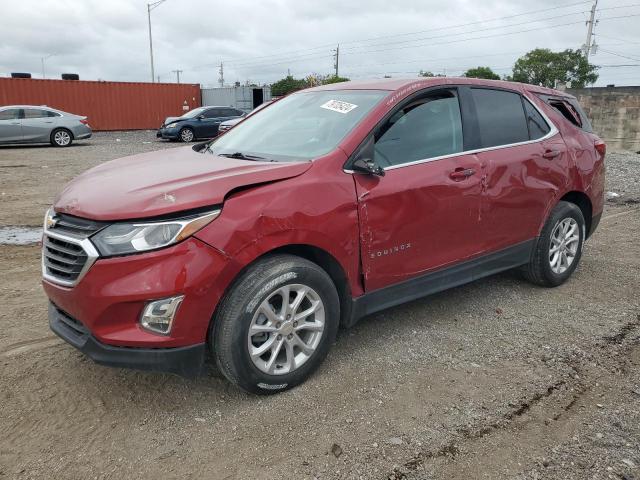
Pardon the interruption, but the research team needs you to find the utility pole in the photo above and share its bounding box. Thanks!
[218,62,224,87]
[172,69,183,83]
[582,0,598,59]
[147,0,168,83]
[333,44,340,77]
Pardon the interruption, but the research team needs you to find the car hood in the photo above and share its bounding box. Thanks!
[162,116,181,126]
[53,146,312,221]
[221,118,243,127]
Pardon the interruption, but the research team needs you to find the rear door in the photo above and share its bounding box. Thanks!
[353,88,486,291]
[470,87,568,251]
[21,108,57,142]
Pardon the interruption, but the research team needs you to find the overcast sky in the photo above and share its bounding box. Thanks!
[0,0,638,87]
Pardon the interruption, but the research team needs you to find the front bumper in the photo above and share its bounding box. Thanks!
[49,303,206,377]
[42,237,230,348]
[157,127,179,139]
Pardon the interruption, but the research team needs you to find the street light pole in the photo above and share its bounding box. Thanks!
[41,54,55,79]
[147,0,168,83]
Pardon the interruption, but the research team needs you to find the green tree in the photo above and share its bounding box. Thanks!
[419,70,445,77]
[510,48,598,88]
[323,75,350,84]
[463,66,500,80]
[271,75,308,96]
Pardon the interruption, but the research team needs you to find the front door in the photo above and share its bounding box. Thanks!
[353,88,486,292]
[0,108,23,143]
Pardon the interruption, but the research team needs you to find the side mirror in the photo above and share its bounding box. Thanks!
[352,158,385,177]
[196,114,205,120]
[350,136,385,176]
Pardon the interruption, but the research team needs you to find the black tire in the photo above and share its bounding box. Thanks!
[522,201,586,287]
[178,127,195,142]
[212,254,340,394]
[50,128,73,147]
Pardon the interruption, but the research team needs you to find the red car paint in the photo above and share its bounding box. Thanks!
[43,77,605,367]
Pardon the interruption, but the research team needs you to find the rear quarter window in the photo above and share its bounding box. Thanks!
[538,95,593,133]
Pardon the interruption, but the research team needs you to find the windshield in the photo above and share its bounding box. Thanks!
[181,107,207,119]
[204,90,387,161]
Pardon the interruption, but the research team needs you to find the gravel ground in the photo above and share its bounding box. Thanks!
[0,133,639,479]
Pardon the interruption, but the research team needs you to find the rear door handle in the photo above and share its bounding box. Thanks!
[449,168,476,181]
[542,149,560,159]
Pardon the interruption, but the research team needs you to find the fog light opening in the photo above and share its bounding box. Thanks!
[140,295,184,335]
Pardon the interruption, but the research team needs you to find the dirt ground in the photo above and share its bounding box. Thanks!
[0,133,639,480]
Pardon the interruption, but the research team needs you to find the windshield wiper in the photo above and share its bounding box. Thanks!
[218,152,270,161]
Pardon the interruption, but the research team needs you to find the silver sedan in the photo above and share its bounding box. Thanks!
[0,105,92,147]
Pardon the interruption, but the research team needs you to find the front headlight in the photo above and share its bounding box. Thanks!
[165,122,179,129]
[92,210,220,256]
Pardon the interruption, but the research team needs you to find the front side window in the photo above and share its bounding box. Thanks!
[204,108,223,118]
[374,89,463,167]
[472,88,529,148]
[0,109,20,121]
[205,90,387,161]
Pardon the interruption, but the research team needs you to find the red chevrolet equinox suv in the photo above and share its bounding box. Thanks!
[43,78,605,394]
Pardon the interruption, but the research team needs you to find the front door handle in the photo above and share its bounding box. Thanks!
[449,168,476,181]
[542,149,561,159]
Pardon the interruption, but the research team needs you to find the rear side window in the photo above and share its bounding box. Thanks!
[523,98,551,140]
[471,88,529,148]
[23,109,50,119]
[46,110,61,117]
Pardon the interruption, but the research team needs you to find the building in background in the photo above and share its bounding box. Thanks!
[201,85,271,112]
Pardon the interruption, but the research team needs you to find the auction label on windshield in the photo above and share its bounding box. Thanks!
[321,100,358,114]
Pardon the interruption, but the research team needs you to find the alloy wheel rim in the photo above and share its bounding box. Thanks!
[54,131,70,145]
[248,283,325,375]
[181,129,193,141]
[549,217,579,274]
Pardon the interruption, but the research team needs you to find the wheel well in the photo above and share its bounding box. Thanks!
[560,191,593,236]
[51,127,73,139]
[267,245,353,328]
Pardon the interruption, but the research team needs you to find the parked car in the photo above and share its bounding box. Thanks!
[0,105,91,147]
[157,106,245,142]
[218,100,273,134]
[43,78,605,394]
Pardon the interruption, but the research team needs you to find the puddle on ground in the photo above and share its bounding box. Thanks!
[0,226,42,245]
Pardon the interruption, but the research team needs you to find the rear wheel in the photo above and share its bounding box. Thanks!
[51,128,73,147]
[522,201,585,287]
[179,127,194,142]
[212,254,340,394]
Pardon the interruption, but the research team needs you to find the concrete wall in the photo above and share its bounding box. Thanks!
[567,86,640,152]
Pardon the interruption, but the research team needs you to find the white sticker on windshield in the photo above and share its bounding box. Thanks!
[320,99,358,114]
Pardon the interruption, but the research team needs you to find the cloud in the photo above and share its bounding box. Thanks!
[0,0,637,86]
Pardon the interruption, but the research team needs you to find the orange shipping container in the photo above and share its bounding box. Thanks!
[0,78,201,131]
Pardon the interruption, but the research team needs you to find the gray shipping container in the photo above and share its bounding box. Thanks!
[201,86,272,112]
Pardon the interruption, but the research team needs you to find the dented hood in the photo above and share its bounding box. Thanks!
[53,146,312,221]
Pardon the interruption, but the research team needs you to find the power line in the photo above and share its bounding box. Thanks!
[219,10,595,71]
[191,0,594,71]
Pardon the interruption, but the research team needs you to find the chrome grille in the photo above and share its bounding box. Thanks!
[42,213,103,286]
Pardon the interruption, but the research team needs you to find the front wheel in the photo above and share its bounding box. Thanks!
[522,201,585,287]
[178,127,194,142]
[212,254,340,394]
